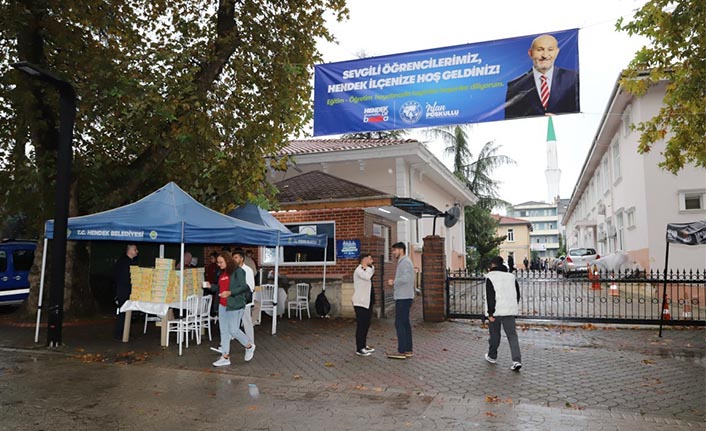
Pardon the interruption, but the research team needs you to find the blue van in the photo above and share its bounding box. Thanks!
[0,240,36,305]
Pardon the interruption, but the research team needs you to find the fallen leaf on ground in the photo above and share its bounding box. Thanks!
[642,359,655,365]
[485,412,497,417]
[246,405,258,411]
[485,395,512,404]
[292,374,302,380]
[324,362,335,367]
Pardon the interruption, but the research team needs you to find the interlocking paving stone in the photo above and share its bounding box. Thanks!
[0,307,704,430]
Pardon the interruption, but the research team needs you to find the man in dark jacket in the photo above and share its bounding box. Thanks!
[113,244,138,340]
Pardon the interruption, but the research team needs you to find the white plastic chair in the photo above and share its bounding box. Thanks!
[257,284,276,323]
[166,295,200,356]
[143,313,161,334]
[288,283,310,319]
[198,294,213,343]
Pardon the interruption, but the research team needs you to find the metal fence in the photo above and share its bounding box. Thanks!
[446,269,706,325]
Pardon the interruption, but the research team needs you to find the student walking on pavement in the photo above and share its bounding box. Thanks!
[352,253,375,357]
[204,251,255,367]
[387,242,415,359]
[484,255,523,371]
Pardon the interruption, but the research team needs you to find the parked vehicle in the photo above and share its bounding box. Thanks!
[0,239,36,305]
[552,255,566,273]
[562,248,599,276]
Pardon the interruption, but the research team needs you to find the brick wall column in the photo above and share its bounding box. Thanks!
[422,235,446,322]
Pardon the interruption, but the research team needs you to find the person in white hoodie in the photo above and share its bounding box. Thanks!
[352,253,375,356]
[484,255,522,371]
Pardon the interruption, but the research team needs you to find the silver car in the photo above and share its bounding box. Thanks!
[563,248,600,276]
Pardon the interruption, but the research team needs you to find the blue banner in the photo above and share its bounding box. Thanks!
[336,239,360,259]
[314,29,579,136]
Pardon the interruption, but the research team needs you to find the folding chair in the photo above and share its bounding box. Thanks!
[287,283,311,319]
[257,284,276,323]
[198,294,213,342]
[166,294,200,355]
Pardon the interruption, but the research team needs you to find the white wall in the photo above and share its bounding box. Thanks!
[565,82,706,270]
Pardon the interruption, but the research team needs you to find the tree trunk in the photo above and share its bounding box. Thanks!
[18,238,46,322]
[64,180,95,318]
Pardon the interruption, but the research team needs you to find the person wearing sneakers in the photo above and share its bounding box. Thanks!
[352,253,375,357]
[484,255,522,371]
[233,249,255,348]
[204,251,255,367]
[387,242,415,359]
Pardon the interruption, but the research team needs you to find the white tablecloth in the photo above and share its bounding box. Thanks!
[120,300,184,317]
[262,288,287,317]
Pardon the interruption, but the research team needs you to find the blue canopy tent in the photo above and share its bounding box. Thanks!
[227,203,329,331]
[38,182,282,343]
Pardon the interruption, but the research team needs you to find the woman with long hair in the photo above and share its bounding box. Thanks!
[205,251,255,366]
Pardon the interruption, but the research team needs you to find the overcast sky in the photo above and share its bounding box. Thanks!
[315,0,648,210]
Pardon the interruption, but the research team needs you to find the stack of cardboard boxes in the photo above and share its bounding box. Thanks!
[129,258,205,303]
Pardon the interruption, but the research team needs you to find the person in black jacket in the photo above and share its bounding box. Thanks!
[113,244,138,340]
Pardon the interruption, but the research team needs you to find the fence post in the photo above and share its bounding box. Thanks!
[421,235,446,322]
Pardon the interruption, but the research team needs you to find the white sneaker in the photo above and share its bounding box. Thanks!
[244,344,256,362]
[363,346,375,353]
[210,346,223,354]
[212,356,231,367]
[356,350,372,357]
[485,353,497,364]
[510,361,522,371]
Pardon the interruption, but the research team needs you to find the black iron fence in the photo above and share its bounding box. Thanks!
[446,269,705,325]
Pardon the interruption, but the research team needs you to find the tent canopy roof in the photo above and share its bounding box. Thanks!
[227,203,290,234]
[45,182,280,245]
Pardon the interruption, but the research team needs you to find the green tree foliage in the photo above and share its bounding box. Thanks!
[0,0,347,317]
[617,0,706,172]
[465,205,505,272]
[425,125,514,209]
[0,0,348,234]
[425,125,514,271]
[340,130,408,140]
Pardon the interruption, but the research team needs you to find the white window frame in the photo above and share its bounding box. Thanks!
[622,104,632,137]
[626,207,636,229]
[678,190,706,213]
[612,139,622,183]
[601,157,610,193]
[616,211,625,251]
[261,221,336,266]
[507,228,515,242]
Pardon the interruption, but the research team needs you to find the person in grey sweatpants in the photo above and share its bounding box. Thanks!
[484,255,522,371]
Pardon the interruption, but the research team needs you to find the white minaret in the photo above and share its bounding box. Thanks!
[545,116,561,203]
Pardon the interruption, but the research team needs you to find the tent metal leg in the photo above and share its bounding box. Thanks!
[34,238,49,343]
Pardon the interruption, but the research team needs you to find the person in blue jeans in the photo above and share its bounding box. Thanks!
[204,251,255,367]
[387,242,415,359]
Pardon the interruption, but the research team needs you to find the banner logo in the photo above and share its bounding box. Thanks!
[425,102,459,119]
[363,106,389,123]
[400,101,422,124]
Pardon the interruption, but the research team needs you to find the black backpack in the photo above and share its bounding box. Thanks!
[315,290,331,317]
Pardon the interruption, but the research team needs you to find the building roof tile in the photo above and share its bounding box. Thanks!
[279,139,419,156]
[275,171,389,203]
[492,214,533,226]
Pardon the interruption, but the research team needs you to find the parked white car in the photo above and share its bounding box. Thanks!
[562,248,600,276]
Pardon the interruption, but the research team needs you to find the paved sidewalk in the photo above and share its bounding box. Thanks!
[1,307,704,430]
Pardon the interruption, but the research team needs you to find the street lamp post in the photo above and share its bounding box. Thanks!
[12,61,76,347]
